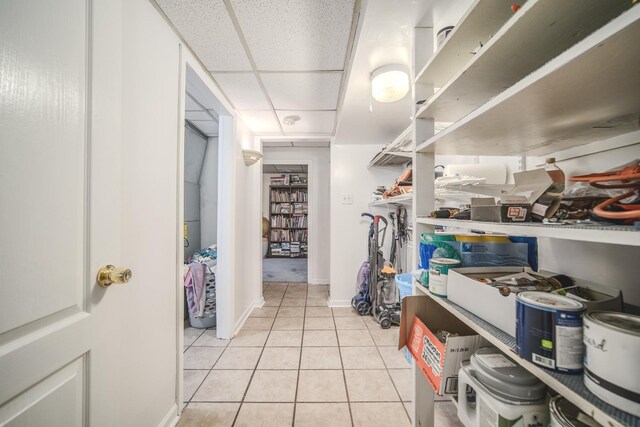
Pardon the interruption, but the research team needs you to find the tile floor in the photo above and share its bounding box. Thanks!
[180,282,462,427]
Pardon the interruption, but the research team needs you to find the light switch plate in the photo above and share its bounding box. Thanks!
[341,193,353,204]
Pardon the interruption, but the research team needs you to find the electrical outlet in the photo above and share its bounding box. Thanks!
[341,193,353,204]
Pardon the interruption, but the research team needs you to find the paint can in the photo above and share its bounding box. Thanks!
[549,396,599,427]
[516,291,585,374]
[583,311,640,417]
[428,257,461,297]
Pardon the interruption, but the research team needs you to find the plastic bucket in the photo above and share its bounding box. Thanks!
[396,273,413,300]
[395,272,414,365]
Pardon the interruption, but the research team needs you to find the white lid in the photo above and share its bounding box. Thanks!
[517,291,585,311]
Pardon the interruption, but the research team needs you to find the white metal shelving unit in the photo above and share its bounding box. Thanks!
[368,126,413,168]
[416,217,640,247]
[415,0,633,125]
[413,284,639,427]
[369,193,413,208]
[409,2,640,427]
[416,5,640,156]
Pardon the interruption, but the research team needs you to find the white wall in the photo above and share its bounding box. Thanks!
[184,125,207,258]
[119,0,181,424]
[201,137,219,247]
[92,0,261,423]
[329,144,403,305]
[262,147,331,284]
[233,124,263,332]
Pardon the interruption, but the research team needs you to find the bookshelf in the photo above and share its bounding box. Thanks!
[268,180,308,258]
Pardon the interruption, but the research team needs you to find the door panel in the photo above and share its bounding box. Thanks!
[1,358,85,427]
[0,0,91,424]
[0,0,87,332]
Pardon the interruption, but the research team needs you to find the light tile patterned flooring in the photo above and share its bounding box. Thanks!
[179,282,461,426]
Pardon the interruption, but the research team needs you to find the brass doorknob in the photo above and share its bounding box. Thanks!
[97,265,132,287]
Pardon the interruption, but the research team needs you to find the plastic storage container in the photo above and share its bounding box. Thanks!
[458,347,549,427]
[396,273,413,300]
[189,271,217,329]
[396,272,414,366]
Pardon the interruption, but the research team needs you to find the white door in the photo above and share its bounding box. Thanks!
[0,0,178,425]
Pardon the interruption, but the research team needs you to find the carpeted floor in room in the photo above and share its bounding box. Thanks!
[263,258,308,283]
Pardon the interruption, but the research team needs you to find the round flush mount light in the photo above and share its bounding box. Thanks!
[282,115,301,126]
[370,64,410,103]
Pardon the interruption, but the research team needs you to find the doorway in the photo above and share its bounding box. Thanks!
[262,164,309,283]
[179,63,235,409]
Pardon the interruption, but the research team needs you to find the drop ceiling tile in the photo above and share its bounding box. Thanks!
[186,110,213,121]
[230,0,356,70]
[261,72,342,110]
[156,0,252,71]
[212,73,271,109]
[189,120,218,136]
[276,110,335,134]
[239,110,282,134]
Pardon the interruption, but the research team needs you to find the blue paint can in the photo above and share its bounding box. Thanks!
[516,291,585,374]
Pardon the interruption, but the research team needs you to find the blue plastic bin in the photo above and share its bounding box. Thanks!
[395,273,414,366]
[396,273,413,300]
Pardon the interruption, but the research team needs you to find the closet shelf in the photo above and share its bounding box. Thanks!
[369,194,413,207]
[413,285,639,427]
[416,6,640,156]
[416,217,640,246]
[368,126,413,168]
[416,0,633,123]
[414,0,514,87]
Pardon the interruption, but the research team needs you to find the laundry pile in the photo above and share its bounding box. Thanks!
[184,244,217,328]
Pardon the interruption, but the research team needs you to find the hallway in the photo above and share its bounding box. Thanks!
[180,282,416,426]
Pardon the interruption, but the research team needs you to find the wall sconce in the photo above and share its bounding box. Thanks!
[371,64,409,103]
[243,149,263,166]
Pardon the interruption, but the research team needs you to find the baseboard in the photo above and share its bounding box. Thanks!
[158,403,179,427]
[308,278,329,285]
[234,297,263,335]
[328,299,352,307]
[234,302,255,336]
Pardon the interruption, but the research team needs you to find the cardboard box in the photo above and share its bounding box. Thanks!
[470,170,554,222]
[447,267,623,337]
[398,296,483,395]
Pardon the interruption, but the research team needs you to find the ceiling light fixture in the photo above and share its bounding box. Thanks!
[242,149,263,166]
[282,115,301,126]
[370,64,410,103]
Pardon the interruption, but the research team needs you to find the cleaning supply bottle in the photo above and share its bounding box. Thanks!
[544,157,565,192]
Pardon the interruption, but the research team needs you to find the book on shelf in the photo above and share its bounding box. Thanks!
[271,203,292,214]
[291,189,308,202]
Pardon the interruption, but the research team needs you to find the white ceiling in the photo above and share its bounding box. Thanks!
[335,0,473,145]
[156,0,359,137]
[185,88,219,137]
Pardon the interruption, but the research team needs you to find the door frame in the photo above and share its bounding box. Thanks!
[175,45,237,414]
[259,157,314,285]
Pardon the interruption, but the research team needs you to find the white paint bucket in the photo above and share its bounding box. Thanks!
[583,311,640,417]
